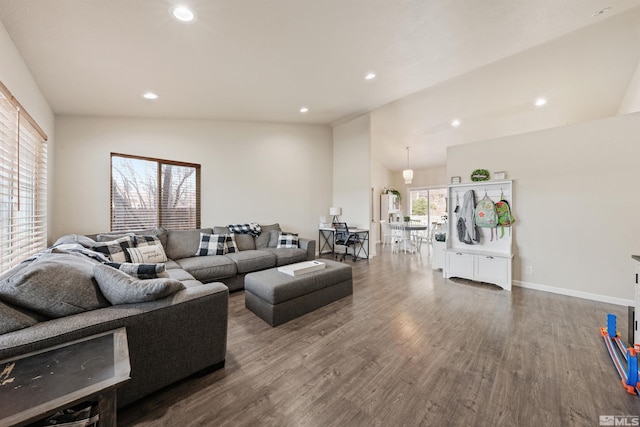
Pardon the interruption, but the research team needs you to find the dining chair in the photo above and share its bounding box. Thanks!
[388,222,401,253]
[380,220,393,248]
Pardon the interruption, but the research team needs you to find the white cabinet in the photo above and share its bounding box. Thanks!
[381,193,400,223]
[444,250,513,291]
[446,251,473,277]
[432,240,446,270]
[475,254,509,284]
[444,180,514,291]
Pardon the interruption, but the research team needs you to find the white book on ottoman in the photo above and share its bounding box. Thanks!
[277,260,325,276]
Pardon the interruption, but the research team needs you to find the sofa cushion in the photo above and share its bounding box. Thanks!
[232,233,255,251]
[224,250,276,274]
[255,223,280,249]
[104,262,169,279]
[276,232,299,249]
[164,259,181,270]
[166,228,213,260]
[93,264,185,305]
[126,244,168,263]
[0,300,40,334]
[0,252,109,318]
[261,247,309,267]
[196,233,226,256]
[166,268,197,282]
[175,256,237,282]
[91,236,135,262]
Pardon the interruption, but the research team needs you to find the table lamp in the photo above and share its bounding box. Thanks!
[329,207,342,224]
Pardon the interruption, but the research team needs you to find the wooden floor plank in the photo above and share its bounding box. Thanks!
[118,245,640,426]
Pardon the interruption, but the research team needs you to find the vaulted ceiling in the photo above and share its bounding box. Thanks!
[1,0,639,171]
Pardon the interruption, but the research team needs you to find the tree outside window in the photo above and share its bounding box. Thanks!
[111,154,200,231]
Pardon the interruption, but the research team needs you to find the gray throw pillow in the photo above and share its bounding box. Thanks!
[93,264,185,305]
[268,229,280,248]
[0,253,110,318]
[0,300,39,334]
[255,223,280,249]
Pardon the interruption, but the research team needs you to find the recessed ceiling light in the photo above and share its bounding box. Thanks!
[451,119,461,127]
[535,98,547,107]
[365,72,376,80]
[171,5,196,22]
[143,92,159,100]
[300,107,309,113]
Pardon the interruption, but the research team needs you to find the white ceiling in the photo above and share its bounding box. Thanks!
[1,0,639,171]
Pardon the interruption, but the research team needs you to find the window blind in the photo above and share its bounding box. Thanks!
[111,153,200,231]
[0,84,48,274]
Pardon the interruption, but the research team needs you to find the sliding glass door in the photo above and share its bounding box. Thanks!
[409,187,447,225]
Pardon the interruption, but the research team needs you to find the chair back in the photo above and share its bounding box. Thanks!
[333,222,350,243]
[380,220,391,237]
[389,222,404,237]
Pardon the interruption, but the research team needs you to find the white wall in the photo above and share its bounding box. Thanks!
[332,115,371,231]
[0,21,56,241]
[447,112,640,304]
[394,166,448,214]
[619,59,640,115]
[54,116,332,243]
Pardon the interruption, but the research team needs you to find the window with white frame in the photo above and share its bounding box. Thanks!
[409,187,448,225]
[0,82,48,275]
[111,153,200,231]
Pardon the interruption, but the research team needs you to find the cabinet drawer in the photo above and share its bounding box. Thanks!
[474,255,508,283]
[446,252,474,277]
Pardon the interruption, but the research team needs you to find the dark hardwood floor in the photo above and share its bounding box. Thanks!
[118,245,640,426]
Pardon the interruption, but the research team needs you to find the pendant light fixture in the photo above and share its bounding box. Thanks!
[402,146,413,184]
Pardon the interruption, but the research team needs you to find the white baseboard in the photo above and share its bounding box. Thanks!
[514,280,634,307]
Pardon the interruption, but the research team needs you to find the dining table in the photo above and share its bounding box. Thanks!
[389,222,428,253]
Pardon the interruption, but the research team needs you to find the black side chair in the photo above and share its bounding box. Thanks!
[333,222,360,262]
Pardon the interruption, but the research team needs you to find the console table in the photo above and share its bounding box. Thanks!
[318,227,369,260]
[0,328,130,427]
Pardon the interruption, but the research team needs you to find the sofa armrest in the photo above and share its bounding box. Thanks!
[298,238,316,261]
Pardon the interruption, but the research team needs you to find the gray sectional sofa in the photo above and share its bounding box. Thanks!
[155,223,315,291]
[0,223,315,409]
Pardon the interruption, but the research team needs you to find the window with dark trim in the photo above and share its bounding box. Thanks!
[110,153,200,231]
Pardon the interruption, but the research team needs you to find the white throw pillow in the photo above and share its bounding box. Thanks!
[126,244,168,263]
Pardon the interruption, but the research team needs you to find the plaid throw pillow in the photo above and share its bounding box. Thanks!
[227,223,262,237]
[91,236,134,262]
[225,234,238,253]
[105,262,169,279]
[276,232,299,249]
[196,233,226,256]
[134,235,161,248]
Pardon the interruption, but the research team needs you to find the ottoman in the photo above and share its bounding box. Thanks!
[244,259,353,326]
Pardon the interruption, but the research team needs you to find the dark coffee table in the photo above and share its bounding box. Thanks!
[0,328,130,427]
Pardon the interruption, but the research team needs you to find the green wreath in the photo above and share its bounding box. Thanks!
[471,169,490,182]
